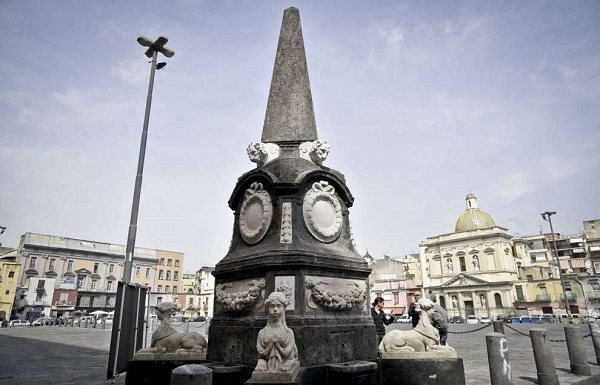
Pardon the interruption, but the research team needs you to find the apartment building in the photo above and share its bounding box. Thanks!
[0,249,20,320]
[12,232,183,319]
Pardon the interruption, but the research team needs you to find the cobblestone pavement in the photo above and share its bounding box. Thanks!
[0,321,599,384]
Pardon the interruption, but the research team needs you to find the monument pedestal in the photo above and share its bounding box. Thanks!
[379,358,465,385]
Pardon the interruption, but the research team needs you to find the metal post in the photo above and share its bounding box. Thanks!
[529,328,559,385]
[541,212,571,321]
[123,49,158,283]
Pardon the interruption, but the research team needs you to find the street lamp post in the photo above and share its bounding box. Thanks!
[122,36,174,283]
[541,211,572,323]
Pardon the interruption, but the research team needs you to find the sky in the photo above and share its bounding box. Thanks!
[1,1,599,273]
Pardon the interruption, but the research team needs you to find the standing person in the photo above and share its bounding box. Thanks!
[429,294,449,346]
[371,297,395,347]
[408,295,420,328]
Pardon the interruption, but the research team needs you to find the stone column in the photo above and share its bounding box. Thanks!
[589,323,600,365]
[486,332,512,385]
[564,325,591,376]
[529,328,558,385]
[170,364,212,385]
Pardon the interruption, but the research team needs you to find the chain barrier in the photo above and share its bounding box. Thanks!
[448,323,492,334]
[502,322,592,342]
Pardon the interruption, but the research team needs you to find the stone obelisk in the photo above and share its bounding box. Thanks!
[207,7,376,367]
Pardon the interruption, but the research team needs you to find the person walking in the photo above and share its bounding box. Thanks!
[429,294,449,345]
[371,297,395,347]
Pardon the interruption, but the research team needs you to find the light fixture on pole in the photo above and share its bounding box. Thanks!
[541,211,572,323]
[122,36,174,284]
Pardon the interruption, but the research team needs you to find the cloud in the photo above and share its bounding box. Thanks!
[492,170,535,201]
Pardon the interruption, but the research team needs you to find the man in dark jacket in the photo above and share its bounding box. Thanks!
[371,297,395,347]
[408,295,420,328]
[430,294,449,345]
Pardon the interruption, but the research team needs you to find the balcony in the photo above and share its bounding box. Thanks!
[535,295,552,302]
[55,301,72,306]
[560,292,578,301]
[587,290,600,300]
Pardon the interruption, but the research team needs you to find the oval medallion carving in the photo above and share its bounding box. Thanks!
[303,181,342,242]
[240,182,272,244]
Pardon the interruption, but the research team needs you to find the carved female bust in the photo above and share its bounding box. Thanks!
[254,292,299,373]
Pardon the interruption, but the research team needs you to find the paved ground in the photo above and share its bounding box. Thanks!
[0,321,599,384]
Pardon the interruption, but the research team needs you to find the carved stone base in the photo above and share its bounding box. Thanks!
[133,352,206,361]
[380,349,457,359]
[250,361,300,383]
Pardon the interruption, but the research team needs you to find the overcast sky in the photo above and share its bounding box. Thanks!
[1,1,599,272]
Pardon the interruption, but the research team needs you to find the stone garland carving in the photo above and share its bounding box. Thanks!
[280,202,292,243]
[302,181,343,243]
[239,182,273,245]
[305,278,366,310]
[216,278,266,311]
[299,139,330,165]
[247,141,281,167]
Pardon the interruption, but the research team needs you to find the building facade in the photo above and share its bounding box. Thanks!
[0,249,20,320]
[12,232,183,319]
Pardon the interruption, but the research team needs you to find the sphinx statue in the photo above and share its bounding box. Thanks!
[251,292,300,382]
[134,301,207,360]
[379,297,456,359]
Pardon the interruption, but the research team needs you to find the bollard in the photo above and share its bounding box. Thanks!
[493,321,505,334]
[589,323,600,365]
[184,320,189,333]
[529,328,559,385]
[486,332,512,385]
[564,325,591,376]
[170,364,212,385]
[71,319,74,327]
[102,318,106,330]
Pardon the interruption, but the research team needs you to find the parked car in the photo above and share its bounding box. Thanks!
[32,317,50,326]
[395,314,412,323]
[466,315,479,324]
[190,316,206,322]
[450,316,464,324]
[9,319,29,327]
[95,316,114,325]
[74,316,94,325]
[480,316,492,324]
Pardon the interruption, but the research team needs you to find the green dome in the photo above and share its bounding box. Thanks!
[454,193,496,232]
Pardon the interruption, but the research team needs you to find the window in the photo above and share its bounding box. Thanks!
[540,287,548,296]
[107,281,113,291]
[159,270,164,280]
[393,292,399,305]
[172,286,177,294]
[167,259,172,266]
[105,296,111,306]
[160,258,165,265]
[91,280,97,290]
[175,260,179,267]
[90,296,95,307]
[165,286,170,293]
[60,293,68,301]
[93,263,99,274]
[515,285,524,301]
[109,264,114,274]
[77,279,83,289]
[157,285,162,293]
[174,271,178,281]
[29,257,37,269]
[494,293,503,308]
[136,266,140,277]
[146,268,150,278]
[157,296,162,305]
[5,290,9,295]
[36,292,43,302]
[67,260,74,272]
[48,258,56,271]
[166,271,171,280]
[189,298,194,306]
[8,271,14,278]
[526,275,533,281]
[459,257,466,272]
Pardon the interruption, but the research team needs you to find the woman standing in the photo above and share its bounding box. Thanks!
[371,297,394,347]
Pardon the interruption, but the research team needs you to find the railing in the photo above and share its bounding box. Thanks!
[586,290,600,300]
[55,301,72,306]
[535,294,552,302]
[560,292,578,301]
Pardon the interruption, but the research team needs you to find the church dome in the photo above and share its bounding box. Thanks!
[455,193,496,232]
